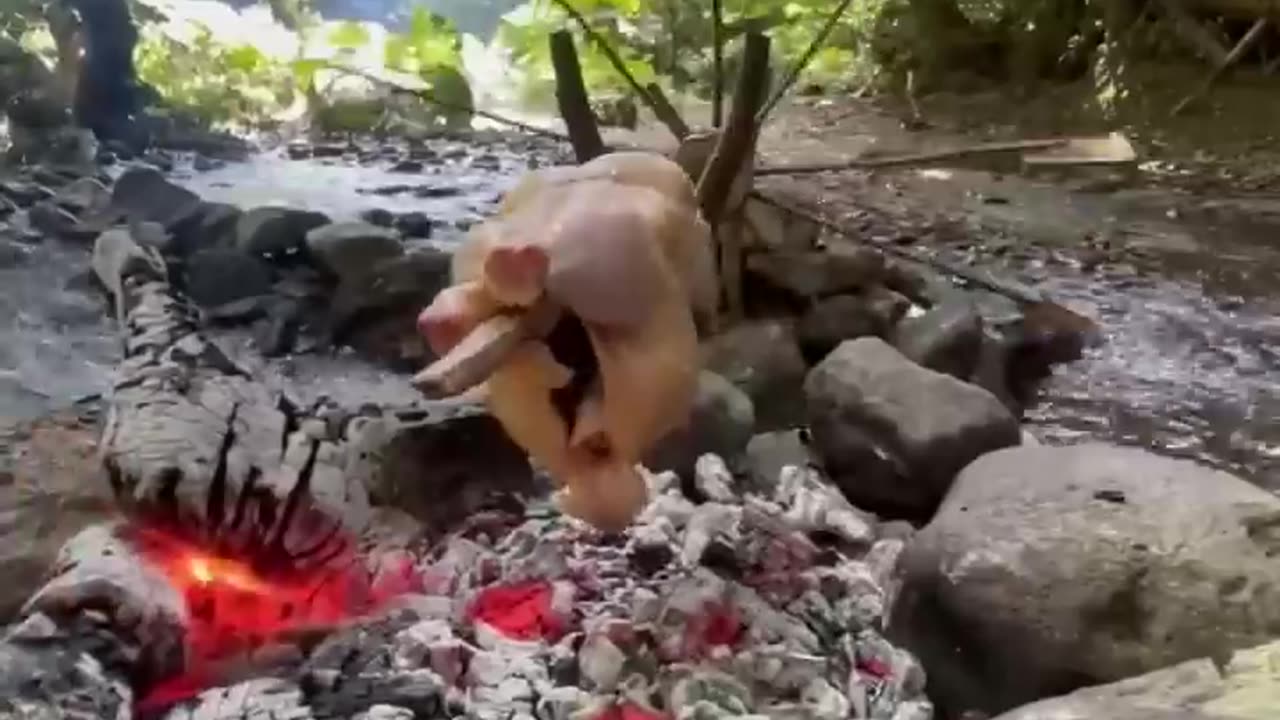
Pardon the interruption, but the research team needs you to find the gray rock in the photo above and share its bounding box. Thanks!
[646,371,756,479]
[804,337,1019,517]
[882,258,955,307]
[893,443,1280,717]
[182,248,275,308]
[26,200,80,237]
[705,319,808,431]
[893,294,985,379]
[969,327,1021,414]
[235,205,331,261]
[394,210,433,238]
[745,246,886,300]
[355,705,416,720]
[192,154,222,172]
[742,430,815,495]
[166,201,243,257]
[327,248,452,364]
[362,403,536,530]
[797,288,909,365]
[306,220,404,280]
[110,165,202,227]
[52,176,109,215]
[0,237,28,268]
[0,180,53,207]
[361,207,395,227]
[990,641,1280,720]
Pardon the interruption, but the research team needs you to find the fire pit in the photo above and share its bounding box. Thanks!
[5,457,930,720]
[0,212,932,720]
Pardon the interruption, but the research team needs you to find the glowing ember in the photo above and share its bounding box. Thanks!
[129,526,420,711]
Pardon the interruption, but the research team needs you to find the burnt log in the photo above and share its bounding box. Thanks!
[0,522,187,719]
[92,226,375,571]
[91,224,538,567]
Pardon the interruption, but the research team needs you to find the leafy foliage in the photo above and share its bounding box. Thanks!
[132,1,473,130]
[135,24,297,128]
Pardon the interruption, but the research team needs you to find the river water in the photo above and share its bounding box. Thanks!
[930,180,1280,486]
[1,147,1277,489]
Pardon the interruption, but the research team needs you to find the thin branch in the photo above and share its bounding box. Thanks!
[335,64,572,143]
[549,0,690,139]
[711,0,725,128]
[697,31,771,223]
[1171,17,1269,116]
[645,82,692,138]
[756,0,856,124]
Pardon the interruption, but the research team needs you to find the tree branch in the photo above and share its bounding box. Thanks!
[336,64,573,143]
[756,0,856,124]
[644,81,692,139]
[1170,16,1270,116]
[549,0,690,140]
[550,30,608,163]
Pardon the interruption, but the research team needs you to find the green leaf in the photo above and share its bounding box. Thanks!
[224,45,265,73]
[328,20,371,50]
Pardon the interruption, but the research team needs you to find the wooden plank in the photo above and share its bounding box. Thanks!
[754,139,1068,176]
[1021,132,1138,168]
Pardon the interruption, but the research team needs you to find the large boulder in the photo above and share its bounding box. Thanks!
[991,640,1280,720]
[704,319,808,431]
[892,443,1280,717]
[804,337,1019,518]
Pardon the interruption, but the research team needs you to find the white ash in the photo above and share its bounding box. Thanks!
[153,455,930,720]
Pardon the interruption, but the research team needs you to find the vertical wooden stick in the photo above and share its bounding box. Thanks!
[550,30,607,163]
[711,0,725,128]
[549,0,690,141]
[695,31,771,320]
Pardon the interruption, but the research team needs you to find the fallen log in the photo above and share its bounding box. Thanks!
[0,522,186,720]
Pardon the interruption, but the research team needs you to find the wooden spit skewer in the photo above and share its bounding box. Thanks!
[410,299,561,399]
